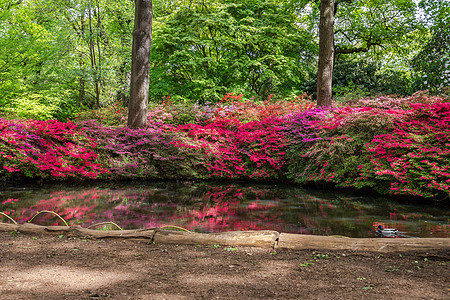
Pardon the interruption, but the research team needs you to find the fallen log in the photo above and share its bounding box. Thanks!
[277,233,450,252]
[0,222,155,239]
[153,229,280,248]
[0,222,70,234]
[0,222,278,248]
[0,222,448,252]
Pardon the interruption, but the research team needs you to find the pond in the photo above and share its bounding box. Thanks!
[0,181,448,238]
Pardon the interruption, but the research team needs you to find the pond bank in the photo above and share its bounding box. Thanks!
[1,222,448,252]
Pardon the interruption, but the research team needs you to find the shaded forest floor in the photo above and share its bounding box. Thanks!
[0,231,449,299]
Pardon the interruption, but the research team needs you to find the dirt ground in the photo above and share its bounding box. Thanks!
[0,231,448,300]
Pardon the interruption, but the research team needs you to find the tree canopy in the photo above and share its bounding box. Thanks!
[149,0,316,103]
[411,0,450,93]
[0,0,447,120]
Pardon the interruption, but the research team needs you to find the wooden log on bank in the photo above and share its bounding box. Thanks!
[0,222,71,234]
[153,229,280,248]
[0,222,279,248]
[0,222,448,252]
[277,233,450,252]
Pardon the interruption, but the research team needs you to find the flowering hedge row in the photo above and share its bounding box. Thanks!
[0,119,108,179]
[283,93,449,199]
[1,93,449,199]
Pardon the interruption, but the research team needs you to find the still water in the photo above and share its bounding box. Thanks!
[1,182,448,238]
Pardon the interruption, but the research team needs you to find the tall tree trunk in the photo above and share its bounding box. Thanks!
[79,15,86,106]
[87,0,100,108]
[128,0,153,128]
[95,0,103,106]
[316,0,335,107]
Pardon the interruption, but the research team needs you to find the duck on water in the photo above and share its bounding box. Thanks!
[376,225,399,238]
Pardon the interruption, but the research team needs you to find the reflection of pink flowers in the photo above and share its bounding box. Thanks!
[248,201,258,210]
[2,184,448,237]
[10,189,105,224]
[2,198,19,204]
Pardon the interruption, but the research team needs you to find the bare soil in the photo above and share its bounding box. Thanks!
[0,231,449,300]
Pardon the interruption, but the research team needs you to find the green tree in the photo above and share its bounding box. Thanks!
[313,0,418,105]
[0,0,64,118]
[0,0,134,120]
[57,0,134,109]
[149,0,315,103]
[411,0,450,93]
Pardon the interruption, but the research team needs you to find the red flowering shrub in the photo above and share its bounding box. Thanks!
[359,102,450,197]
[208,93,315,123]
[173,117,287,179]
[285,93,449,199]
[0,118,108,180]
[145,93,315,126]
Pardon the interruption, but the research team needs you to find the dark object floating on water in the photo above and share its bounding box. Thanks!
[376,225,399,238]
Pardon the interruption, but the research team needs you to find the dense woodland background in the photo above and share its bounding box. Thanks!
[0,0,448,121]
[0,1,449,200]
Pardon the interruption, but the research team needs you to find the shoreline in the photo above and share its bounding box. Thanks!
[1,222,448,253]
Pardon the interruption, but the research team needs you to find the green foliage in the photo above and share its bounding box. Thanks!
[2,94,62,121]
[411,1,450,93]
[311,253,329,260]
[334,0,418,54]
[149,0,315,103]
[0,0,134,120]
[0,0,436,117]
[302,58,414,101]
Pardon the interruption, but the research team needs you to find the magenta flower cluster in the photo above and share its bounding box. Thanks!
[172,117,287,179]
[284,93,449,199]
[0,118,108,179]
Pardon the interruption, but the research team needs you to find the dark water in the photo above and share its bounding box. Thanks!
[0,182,448,238]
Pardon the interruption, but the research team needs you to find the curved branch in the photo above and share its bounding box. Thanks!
[335,38,381,54]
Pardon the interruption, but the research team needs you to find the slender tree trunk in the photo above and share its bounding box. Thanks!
[316,0,335,107]
[95,0,103,104]
[79,15,86,106]
[116,14,130,106]
[87,0,100,108]
[128,0,153,128]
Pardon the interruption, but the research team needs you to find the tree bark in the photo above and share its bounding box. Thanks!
[128,0,153,128]
[316,0,335,107]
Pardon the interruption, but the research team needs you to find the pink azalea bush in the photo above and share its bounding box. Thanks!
[145,93,315,126]
[172,117,287,179]
[0,118,108,180]
[79,120,206,179]
[359,101,450,197]
[285,93,450,199]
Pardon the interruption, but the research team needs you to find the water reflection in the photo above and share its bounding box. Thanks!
[0,182,448,238]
